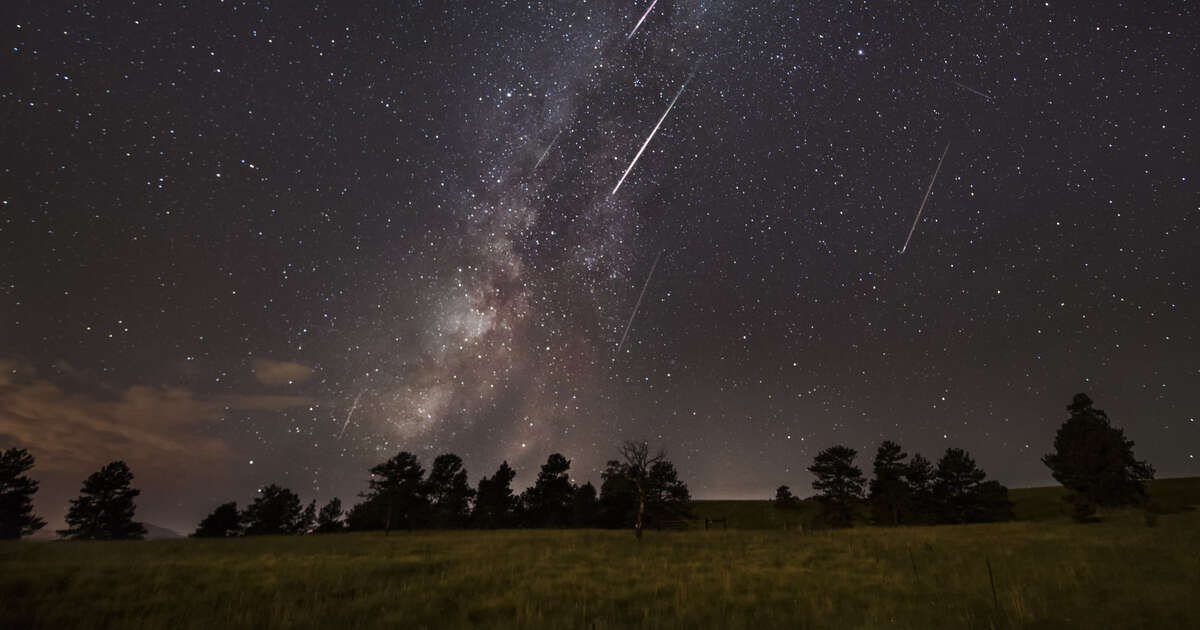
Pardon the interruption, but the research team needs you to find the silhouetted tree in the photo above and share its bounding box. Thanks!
[1043,393,1155,520]
[618,441,666,539]
[192,501,242,537]
[315,498,345,533]
[520,453,574,527]
[58,461,147,540]
[868,440,910,525]
[472,461,517,529]
[774,485,801,509]
[0,448,45,539]
[426,453,475,528]
[597,460,637,528]
[298,500,317,534]
[904,453,936,524]
[808,445,865,528]
[571,482,599,527]
[932,448,1012,523]
[646,460,693,525]
[972,480,1016,522]
[360,451,429,533]
[242,484,305,535]
[933,448,987,523]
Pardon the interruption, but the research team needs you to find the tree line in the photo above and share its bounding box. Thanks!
[776,393,1154,527]
[0,393,1155,539]
[779,443,1016,527]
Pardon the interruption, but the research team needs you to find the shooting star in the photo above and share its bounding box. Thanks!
[900,142,951,255]
[611,76,691,197]
[950,80,994,102]
[532,129,562,172]
[337,390,365,439]
[615,248,663,354]
[626,0,658,40]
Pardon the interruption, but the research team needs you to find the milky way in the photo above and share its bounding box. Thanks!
[1,1,1197,533]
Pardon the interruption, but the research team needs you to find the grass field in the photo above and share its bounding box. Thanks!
[3,479,1198,629]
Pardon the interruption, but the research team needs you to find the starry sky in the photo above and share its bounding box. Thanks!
[2,1,1197,534]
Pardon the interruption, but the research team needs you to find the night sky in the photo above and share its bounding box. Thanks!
[2,1,1197,534]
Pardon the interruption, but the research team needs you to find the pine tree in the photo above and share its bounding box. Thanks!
[241,484,304,535]
[868,440,910,525]
[0,448,45,539]
[521,453,574,528]
[571,482,599,527]
[58,461,147,540]
[471,461,517,529]
[1043,393,1154,520]
[298,500,317,534]
[426,453,475,528]
[362,451,428,532]
[904,453,936,524]
[192,501,241,537]
[315,498,346,533]
[808,445,865,528]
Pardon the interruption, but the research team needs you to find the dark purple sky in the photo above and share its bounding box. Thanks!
[2,1,1196,534]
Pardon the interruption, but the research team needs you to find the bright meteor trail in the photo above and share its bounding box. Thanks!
[611,76,690,197]
[900,142,951,255]
[614,248,663,355]
[532,129,561,172]
[337,390,364,439]
[626,0,658,40]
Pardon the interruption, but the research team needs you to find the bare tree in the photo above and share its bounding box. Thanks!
[618,440,665,540]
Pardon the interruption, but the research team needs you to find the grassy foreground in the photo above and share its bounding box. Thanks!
[3,507,1199,629]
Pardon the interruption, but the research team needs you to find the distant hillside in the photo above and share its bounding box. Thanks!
[688,476,1200,529]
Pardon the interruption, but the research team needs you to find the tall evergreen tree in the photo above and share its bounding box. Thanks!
[471,461,517,529]
[904,453,936,524]
[0,447,45,539]
[360,451,429,533]
[298,500,317,534]
[315,498,346,533]
[241,484,305,535]
[58,461,147,540]
[808,445,865,528]
[1043,393,1155,520]
[646,460,693,525]
[597,460,637,528]
[192,501,242,537]
[571,482,599,528]
[426,453,475,528]
[521,453,574,527]
[933,448,988,524]
[868,440,910,525]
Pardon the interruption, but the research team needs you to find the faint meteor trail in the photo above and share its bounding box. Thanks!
[626,0,658,40]
[532,129,561,171]
[950,80,994,101]
[337,390,365,439]
[611,76,691,197]
[900,142,951,255]
[615,248,663,354]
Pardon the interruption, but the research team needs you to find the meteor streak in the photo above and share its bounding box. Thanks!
[611,76,690,197]
[337,390,364,439]
[626,0,658,40]
[950,80,994,101]
[615,248,663,354]
[900,142,951,255]
[532,129,561,172]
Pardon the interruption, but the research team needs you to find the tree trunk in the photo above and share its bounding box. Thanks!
[385,497,393,537]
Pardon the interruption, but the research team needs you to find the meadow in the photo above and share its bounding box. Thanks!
[2,479,1198,629]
